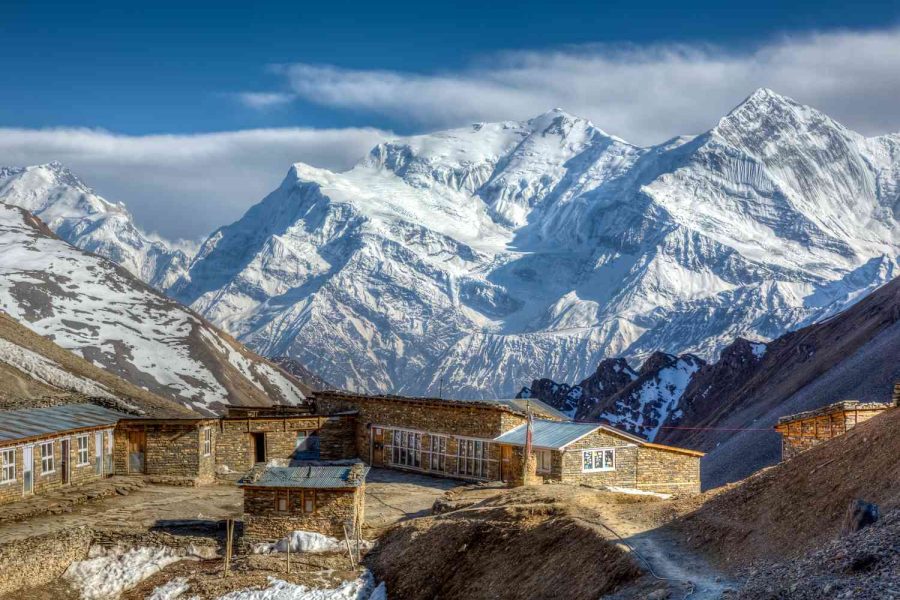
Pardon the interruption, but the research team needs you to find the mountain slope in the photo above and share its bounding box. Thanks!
[0,162,189,289]
[171,90,900,398]
[0,203,310,415]
[0,311,194,417]
[660,274,900,487]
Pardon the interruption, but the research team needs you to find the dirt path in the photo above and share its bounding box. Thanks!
[576,494,736,599]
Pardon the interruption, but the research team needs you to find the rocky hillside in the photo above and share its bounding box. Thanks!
[0,311,194,417]
[0,203,311,415]
[169,89,900,398]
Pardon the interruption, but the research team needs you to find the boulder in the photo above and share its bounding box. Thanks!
[841,499,879,535]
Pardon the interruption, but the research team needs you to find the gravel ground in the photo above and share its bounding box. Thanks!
[734,509,900,599]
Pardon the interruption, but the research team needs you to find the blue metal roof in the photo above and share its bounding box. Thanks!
[239,464,370,489]
[493,419,604,450]
[0,403,131,444]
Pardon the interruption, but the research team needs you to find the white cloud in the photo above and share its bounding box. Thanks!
[237,92,296,109]
[0,127,387,240]
[271,27,900,144]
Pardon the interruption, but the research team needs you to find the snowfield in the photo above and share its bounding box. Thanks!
[0,204,307,414]
[165,90,900,398]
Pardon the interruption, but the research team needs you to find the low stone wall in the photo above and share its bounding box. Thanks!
[0,526,93,596]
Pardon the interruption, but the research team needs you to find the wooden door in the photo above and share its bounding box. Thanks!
[128,431,146,474]
[371,427,384,467]
[500,445,513,482]
[22,445,33,495]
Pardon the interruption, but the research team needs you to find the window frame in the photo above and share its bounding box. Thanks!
[456,437,494,479]
[1,448,15,483]
[76,434,90,466]
[40,441,55,475]
[536,449,552,473]
[202,427,212,457]
[581,447,616,473]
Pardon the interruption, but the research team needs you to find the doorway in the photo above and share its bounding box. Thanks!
[60,438,70,485]
[252,432,266,463]
[22,445,33,495]
[500,445,513,482]
[371,427,384,467]
[128,430,147,474]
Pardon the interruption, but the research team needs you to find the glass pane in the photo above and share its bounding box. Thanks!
[583,452,592,470]
[604,450,615,469]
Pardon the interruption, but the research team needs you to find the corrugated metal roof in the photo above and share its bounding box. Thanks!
[239,464,370,489]
[0,404,131,443]
[493,419,603,449]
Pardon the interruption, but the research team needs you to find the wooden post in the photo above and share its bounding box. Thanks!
[223,518,233,578]
[286,538,291,574]
[343,523,356,569]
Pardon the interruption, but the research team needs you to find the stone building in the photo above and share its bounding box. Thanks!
[215,407,356,477]
[494,419,703,494]
[239,463,369,541]
[0,404,122,505]
[313,392,702,493]
[314,392,567,482]
[775,397,897,461]
[113,417,219,484]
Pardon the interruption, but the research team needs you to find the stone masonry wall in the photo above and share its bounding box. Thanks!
[0,428,113,506]
[143,424,204,480]
[0,525,93,595]
[243,486,362,540]
[319,416,358,460]
[635,447,701,495]
[557,430,639,488]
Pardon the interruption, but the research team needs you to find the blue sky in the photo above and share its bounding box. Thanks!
[2,1,900,239]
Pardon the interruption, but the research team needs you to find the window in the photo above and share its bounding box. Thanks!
[582,448,616,472]
[1,449,14,483]
[40,442,54,474]
[276,491,290,512]
[388,429,421,468]
[302,490,315,514]
[426,435,448,472]
[202,427,212,456]
[457,439,493,479]
[274,490,315,514]
[76,435,89,466]
[536,449,552,473]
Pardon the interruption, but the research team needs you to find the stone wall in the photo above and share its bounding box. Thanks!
[243,485,363,540]
[0,428,114,506]
[635,447,701,495]
[778,404,893,461]
[557,430,639,488]
[215,416,354,475]
[114,421,214,483]
[0,525,92,595]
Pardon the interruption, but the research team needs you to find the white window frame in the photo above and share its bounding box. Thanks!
[457,437,494,479]
[426,434,449,472]
[40,441,55,475]
[582,447,616,473]
[76,435,90,466]
[1,448,15,483]
[202,427,212,457]
[536,449,552,473]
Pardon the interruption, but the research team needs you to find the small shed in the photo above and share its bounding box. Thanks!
[494,419,703,495]
[239,463,369,541]
[775,399,896,461]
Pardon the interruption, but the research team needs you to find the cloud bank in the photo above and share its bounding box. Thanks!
[0,127,387,240]
[257,27,900,144]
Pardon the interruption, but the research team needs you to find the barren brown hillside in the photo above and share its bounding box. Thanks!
[672,405,900,568]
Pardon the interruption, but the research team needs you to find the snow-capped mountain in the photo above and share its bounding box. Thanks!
[0,162,189,289]
[171,89,900,398]
[0,203,310,415]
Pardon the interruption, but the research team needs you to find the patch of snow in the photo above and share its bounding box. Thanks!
[0,337,114,398]
[64,545,211,600]
[252,531,345,555]
[218,571,383,600]
[147,577,196,600]
[750,342,767,359]
[606,486,673,500]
